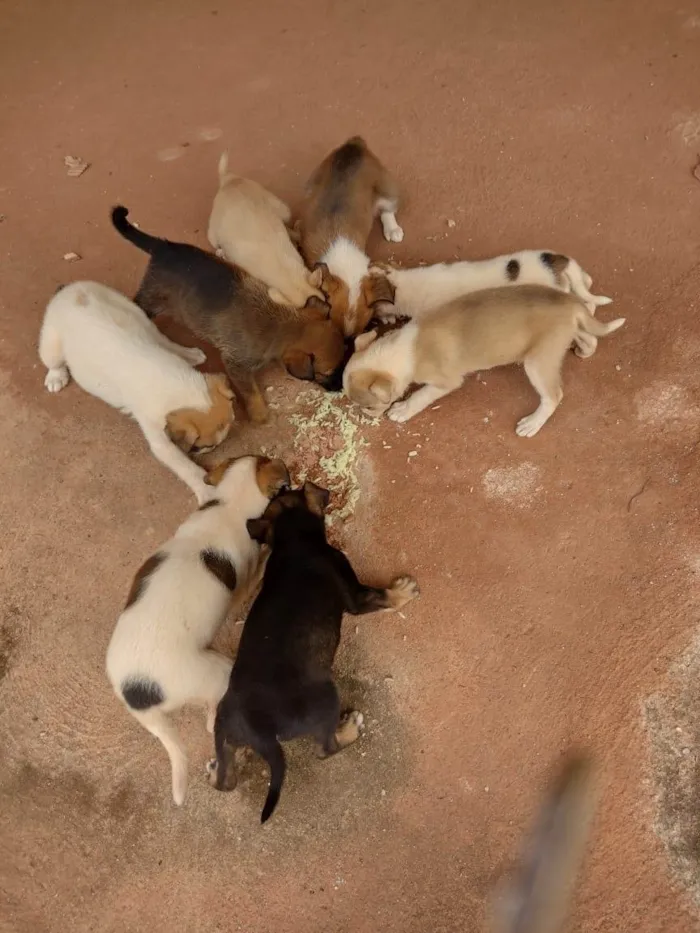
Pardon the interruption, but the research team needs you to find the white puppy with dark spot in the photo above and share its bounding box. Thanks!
[38,281,235,504]
[343,284,625,436]
[105,455,290,806]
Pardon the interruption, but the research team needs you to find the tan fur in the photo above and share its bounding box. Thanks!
[164,374,235,453]
[297,136,401,263]
[254,457,291,498]
[208,154,324,308]
[343,284,626,436]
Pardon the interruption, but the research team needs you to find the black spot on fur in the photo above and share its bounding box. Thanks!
[198,498,221,511]
[506,259,520,281]
[124,552,167,609]
[121,678,165,710]
[200,549,237,591]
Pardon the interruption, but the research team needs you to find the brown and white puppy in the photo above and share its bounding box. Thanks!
[39,280,234,504]
[207,152,325,309]
[343,284,626,436]
[112,207,346,422]
[106,455,290,806]
[296,136,400,336]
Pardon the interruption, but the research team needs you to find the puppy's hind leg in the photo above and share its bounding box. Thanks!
[188,649,233,734]
[132,707,189,805]
[309,680,364,759]
[155,331,207,367]
[38,323,70,393]
[517,346,565,438]
[375,170,403,243]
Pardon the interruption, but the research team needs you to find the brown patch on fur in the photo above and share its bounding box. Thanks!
[297,137,400,264]
[284,320,346,382]
[255,457,290,498]
[200,549,238,591]
[351,273,396,334]
[124,552,167,609]
[541,252,570,275]
[165,373,234,453]
[203,458,235,486]
[314,263,351,333]
[75,290,89,307]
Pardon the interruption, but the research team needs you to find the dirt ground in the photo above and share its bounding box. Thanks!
[2,1,700,931]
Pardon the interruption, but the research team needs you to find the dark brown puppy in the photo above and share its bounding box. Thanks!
[111,207,346,422]
[208,482,419,823]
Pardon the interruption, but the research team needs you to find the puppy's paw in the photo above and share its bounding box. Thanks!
[44,366,69,393]
[386,575,420,610]
[338,710,364,745]
[206,758,218,786]
[185,347,207,366]
[515,413,545,438]
[384,225,404,243]
[388,400,412,423]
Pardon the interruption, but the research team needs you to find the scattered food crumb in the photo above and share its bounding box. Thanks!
[446,218,456,228]
[408,451,418,458]
[354,625,359,635]
[615,364,622,371]
[64,155,90,177]
[62,252,81,262]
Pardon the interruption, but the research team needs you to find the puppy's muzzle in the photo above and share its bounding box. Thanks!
[317,340,355,393]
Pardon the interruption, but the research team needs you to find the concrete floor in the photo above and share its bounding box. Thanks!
[2,1,700,931]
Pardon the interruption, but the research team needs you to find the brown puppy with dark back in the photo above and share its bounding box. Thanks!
[295,136,400,337]
[111,207,346,422]
[207,482,420,823]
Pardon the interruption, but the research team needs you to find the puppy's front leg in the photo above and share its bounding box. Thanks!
[138,419,209,504]
[388,381,461,424]
[331,550,419,615]
[155,333,207,367]
[223,359,269,423]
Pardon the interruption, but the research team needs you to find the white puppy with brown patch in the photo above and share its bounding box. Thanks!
[372,250,612,321]
[343,284,625,436]
[39,281,235,504]
[296,136,400,336]
[207,153,325,309]
[106,455,290,806]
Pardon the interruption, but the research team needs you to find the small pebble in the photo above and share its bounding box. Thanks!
[408,451,418,458]
[446,218,456,228]
[63,252,81,262]
[615,364,621,371]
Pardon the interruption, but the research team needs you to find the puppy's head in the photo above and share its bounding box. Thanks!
[246,482,330,545]
[282,319,346,391]
[165,374,235,454]
[312,263,351,333]
[204,454,290,501]
[342,330,399,416]
[313,263,395,337]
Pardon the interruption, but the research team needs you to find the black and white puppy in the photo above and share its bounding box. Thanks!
[208,482,419,822]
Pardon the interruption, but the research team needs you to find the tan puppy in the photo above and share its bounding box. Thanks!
[343,284,625,436]
[296,136,399,336]
[207,153,325,309]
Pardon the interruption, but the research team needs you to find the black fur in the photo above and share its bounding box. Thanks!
[212,485,412,823]
[121,677,164,710]
[200,549,238,591]
[506,258,520,281]
[198,498,221,511]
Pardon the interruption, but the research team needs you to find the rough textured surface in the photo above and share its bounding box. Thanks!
[2,1,700,931]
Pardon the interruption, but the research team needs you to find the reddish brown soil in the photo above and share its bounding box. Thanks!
[2,1,700,931]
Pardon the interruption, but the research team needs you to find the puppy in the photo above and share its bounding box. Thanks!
[296,136,399,336]
[112,206,345,422]
[38,281,234,504]
[208,482,419,823]
[208,152,325,309]
[371,250,612,321]
[343,284,626,436]
[106,455,290,806]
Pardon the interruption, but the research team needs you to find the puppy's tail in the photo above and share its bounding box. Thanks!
[490,753,597,933]
[111,206,163,256]
[217,150,230,184]
[562,259,612,312]
[575,308,626,338]
[259,738,286,824]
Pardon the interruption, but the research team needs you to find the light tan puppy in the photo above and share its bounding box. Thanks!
[207,153,324,309]
[343,284,625,436]
[296,136,399,336]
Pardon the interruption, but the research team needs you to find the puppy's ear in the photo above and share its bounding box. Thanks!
[256,457,291,498]
[362,273,396,310]
[307,266,324,289]
[312,261,330,281]
[303,294,330,316]
[246,518,271,544]
[369,374,395,404]
[354,330,378,352]
[165,410,200,453]
[347,370,395,406]
[206,372,234,400]
[303,481,331,516]
[282,349,315,381]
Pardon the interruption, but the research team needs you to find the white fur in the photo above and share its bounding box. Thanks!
[379,251,612,320]
[38,282,228,504]
[321,236,371,315]
[105,456,270,806]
